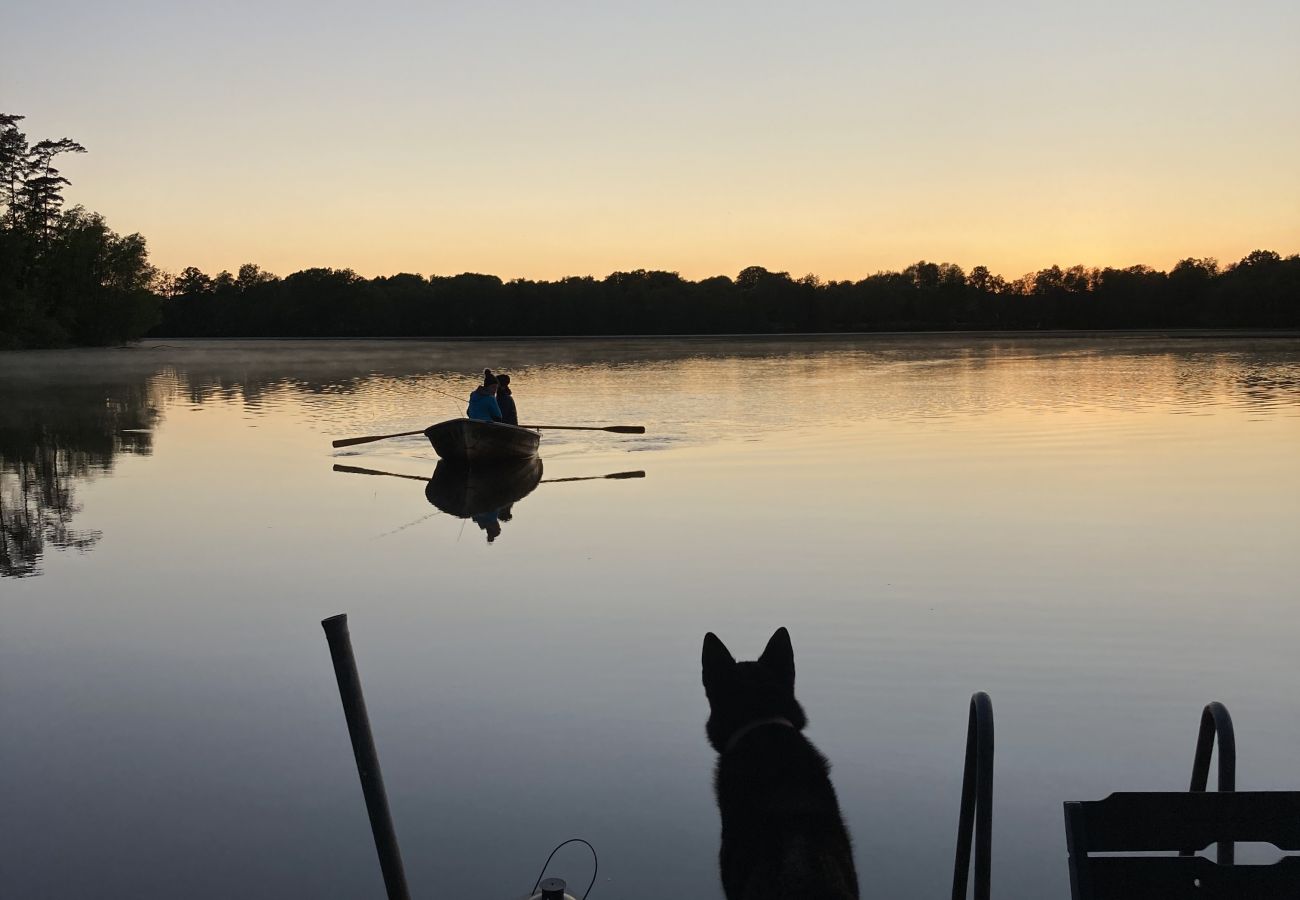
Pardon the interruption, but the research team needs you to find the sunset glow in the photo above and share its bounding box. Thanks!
[6,0,1298,279]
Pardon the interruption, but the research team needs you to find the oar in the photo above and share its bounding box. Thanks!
[333,463,645,483]
[333,464,430,481]
[333,423,644,448]
[332,429,426,449]
[520,424,645,434]
[540,471,646,483]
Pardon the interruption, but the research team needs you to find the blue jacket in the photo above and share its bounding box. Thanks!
[466,390,502,422]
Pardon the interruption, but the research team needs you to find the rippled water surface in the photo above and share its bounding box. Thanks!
[3,336,1299,899]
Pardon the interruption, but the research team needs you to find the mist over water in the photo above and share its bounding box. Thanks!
[3,336,1299,899]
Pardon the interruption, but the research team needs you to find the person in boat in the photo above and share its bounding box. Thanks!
[496,373,518,426]
[466,369,504,423]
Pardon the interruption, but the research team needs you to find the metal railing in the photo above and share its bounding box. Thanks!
[1184,700,1237,865]
[952,691,994,900]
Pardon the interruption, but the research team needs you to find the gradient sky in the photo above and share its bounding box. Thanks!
[5,0,1298,280]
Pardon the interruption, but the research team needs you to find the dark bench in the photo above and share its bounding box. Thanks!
[1063,702,1300,899]
[1063,791,1300,898]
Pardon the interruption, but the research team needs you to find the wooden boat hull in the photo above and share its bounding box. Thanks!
[425,458,543,518]
[424,418,540,463]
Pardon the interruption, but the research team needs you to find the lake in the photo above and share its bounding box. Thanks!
[3,335,1299,899]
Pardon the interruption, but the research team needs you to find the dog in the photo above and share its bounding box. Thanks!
[702,627,859,900]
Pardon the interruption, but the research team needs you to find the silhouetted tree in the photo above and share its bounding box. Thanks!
[0,112,157,348]
[175,266,213,295]
[19,138,87,240]
[0,114,28,219]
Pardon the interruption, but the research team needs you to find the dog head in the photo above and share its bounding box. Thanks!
[702,627,807,752]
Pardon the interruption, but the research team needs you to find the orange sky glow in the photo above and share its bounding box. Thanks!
[6,0,1298,281]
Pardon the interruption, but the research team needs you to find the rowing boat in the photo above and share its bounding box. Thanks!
[424,418,540,463]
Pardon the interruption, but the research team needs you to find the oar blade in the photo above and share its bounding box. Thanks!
[604,470,646,479]
[333,435,385,448]
[333,463,389,476]
[603,425,645,434]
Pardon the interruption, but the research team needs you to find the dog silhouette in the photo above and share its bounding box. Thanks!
[702,627,858,900]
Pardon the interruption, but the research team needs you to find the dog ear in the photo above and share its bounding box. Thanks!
[702,632,735,686]
[759,627,795,688]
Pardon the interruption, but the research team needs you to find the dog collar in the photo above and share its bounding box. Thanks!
[724,717,795,753]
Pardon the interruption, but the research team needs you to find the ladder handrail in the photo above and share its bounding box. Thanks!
[952,691,994,900]
[1183,700,1236,864]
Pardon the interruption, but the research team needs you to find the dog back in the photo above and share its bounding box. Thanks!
[703,629,859,900]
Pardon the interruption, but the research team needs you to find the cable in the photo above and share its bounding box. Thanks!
[529,838,598,900]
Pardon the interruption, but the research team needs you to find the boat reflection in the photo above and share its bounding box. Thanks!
[331,460,646,544]
[426,459,543,543]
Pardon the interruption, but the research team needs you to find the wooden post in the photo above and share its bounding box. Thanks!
[321,614,412,900]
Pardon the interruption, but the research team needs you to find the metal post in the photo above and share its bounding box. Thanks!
[1186,700,1236,865]
[322,614,412,900]
[952,691,993,900]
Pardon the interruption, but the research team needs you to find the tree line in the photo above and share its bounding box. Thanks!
[157,252,1299,337]
[0,114,160,348]
[3,110,1297,348]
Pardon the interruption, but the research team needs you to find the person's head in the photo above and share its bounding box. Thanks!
[498,373,511,388]
[481,369,499,394]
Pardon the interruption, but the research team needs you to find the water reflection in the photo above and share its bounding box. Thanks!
[0,369,160,577]
[427,460,543,543]
[3,336,1298,580]
[333,459,646,544]
[3,336,1297,579]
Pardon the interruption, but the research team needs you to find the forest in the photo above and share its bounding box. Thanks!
[156,252,1299,338]
[3,111,1297,348]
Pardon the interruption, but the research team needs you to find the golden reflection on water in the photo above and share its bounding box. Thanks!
[110,336,1300,440]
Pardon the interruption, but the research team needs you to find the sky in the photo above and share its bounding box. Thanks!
[5,0,1299,281]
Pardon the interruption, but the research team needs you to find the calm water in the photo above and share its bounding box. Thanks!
[3,336,1299,899]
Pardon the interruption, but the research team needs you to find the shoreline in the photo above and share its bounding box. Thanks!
[6,327,1300,353]
[134,327,1300,343]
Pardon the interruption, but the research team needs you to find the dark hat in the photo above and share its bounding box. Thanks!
[482,368,498,386]
[497,373,511,386]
